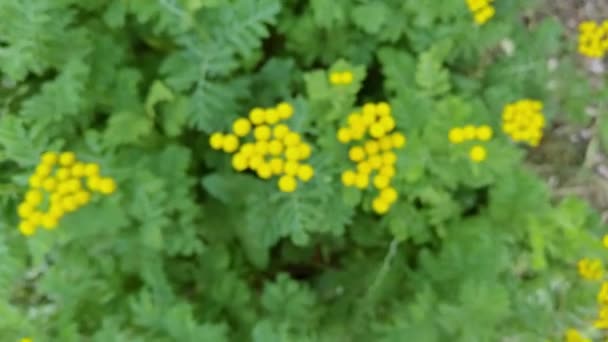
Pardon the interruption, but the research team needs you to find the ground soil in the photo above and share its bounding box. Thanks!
[531,0,608,218]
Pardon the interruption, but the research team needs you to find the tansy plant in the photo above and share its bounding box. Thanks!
[17,152,116,236]
[209,102,314,193]
[0,1,606,341]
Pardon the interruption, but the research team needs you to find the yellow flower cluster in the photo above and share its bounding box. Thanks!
[466,0,495,25]
[20,338,33,342]
[329,70,354,86]
[448,124,493,163]
[209,102,314,193]
[578,258,604,281]
[564,329,591,342]
[578,21,608,58]
[594,282,608,329]
[18,152,117,236]
[502,99,545,147]
[337,102,406,215]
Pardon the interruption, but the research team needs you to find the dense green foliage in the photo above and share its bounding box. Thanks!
[1,1,606,341]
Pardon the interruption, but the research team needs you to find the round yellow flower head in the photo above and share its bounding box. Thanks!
[222,134,240,153]
[59,151,76,166]
[341,170,356,187]
[249,107,265,125]
[232,118,251,137]
[469,145,487,163]
[277,102,294,119]
[209,133,225,150]
[372,197,390,214]
[278,175,297,193]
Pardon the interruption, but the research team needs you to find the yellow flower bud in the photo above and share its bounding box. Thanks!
[265,109,280,124]
[29,175,42,188]
[355,173,369,189]
[273,124,290,139]
[337,128,352,143]
[41,151,58,165]
[232,118,251,137]
[278,175,297,193]
[269,158,284,175]
[372,197,390,214]
[254,125,272,141]
[59,151,76,166]
[277,102,294,119]
[249,107,265,125]
[284,132,301,147]
[284,161,299,176]
[25,190,42,206]
[268,140,284,156]
[84,163,100,177]
[285,147,300,161]
[222,134,240,153]
[257,163,273,179]
[341,170,356,187]
[19,221,36,236]
[17,202,34,218]
[380,187,398,204]
[209,132,225,150]
[99,178,117,195]
[42,177,57,192]
[369,123,386,138]
[391,132,406,149]
[298,144,312,159]
[475,125,493,141]
[232,153,249,171]
[375,102,391,116]
[469,145,487,163]
[297,164,314,182]
[373,174,390,190]
[349,146,365,162]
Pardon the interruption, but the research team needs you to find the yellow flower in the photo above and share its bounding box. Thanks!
[99,178,117,195]
[35,163,51,178]
[20,337,33,342]
[502,99,545,147]
[564,328,591,342]
[475,125,493,141]
[379,136,393,151]
[17,202,34,218]
[272,125,288,140]
[278,175,297,192]
[297,164,314,182]
[469,145,487,163]
[41,214,58,230]
[62,196,78,212]
[337,128,352,143]
[372,197,390,214]
[379,116,395,131]
[249,107,265,125]
[298,144,312,159]
[355,173,369,189]
[265,108,280,124]
[380,187,398,204]
[364,140,380,155]
[254,125,272,141]
[256,163,273,179]
[74,191,91,206]
[369,155,383,170]
[284,132,301,147]
[330,71,353,85]
[25,190,42,206]
[84,163,100,177]
[249,155,264,170]
[373,174,390,190]
[391,133,406,149]
[232,118,251,137]
[41,151,58,165]
[284,161,299,176]
[87,176,101,191]
[71,163,86,177]
[578,258,604,281]
[269,158,284,175]
[209,133,225,150]
[599,282,608,305]
[463,125,476,141]
[448,127,465,144]
[254,141,269,155]
[29,175,42,188]
[285,147,300,161]
[375,102,391,116]
[277,102,294,120]
[368,123,386,138]
[240,143,255,157]
[474,6,495,25]
[349,146,366,162]
[222,134,239,153]
[268,140,284,156]
[232,153,249,171]
[379,166,396,178]
[19,221,36,236]
[341,170,356,187]
[356,161,372,175]
[382,152,397,165]
[42,177,57,192]
[59,151,76,166]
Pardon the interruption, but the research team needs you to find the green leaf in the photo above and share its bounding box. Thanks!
[145,80,175,118]
[103,111,153,148]
[351,3,388,34]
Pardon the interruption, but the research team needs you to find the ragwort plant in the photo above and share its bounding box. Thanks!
[0,0,605,341]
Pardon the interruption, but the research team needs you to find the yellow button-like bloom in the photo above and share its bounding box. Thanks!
[372,197,389,214]
[578,258,604,281]
[578,20,608,58]
[502,99,545,147]
[249,107,265,125]
[254,125,271,141]
[341,170,356,187]
[209,133,224,150]
[232,118,251,137]
[329,71,354,86]
[469,145,487,163]
[380,187,398,204]
[297,164,314,182]
[564,328,591,342]
[277,102,294,120]
[18,152,116,236]
[222,134,240,153]
[466,0,495,25]
[278,175,297,192]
